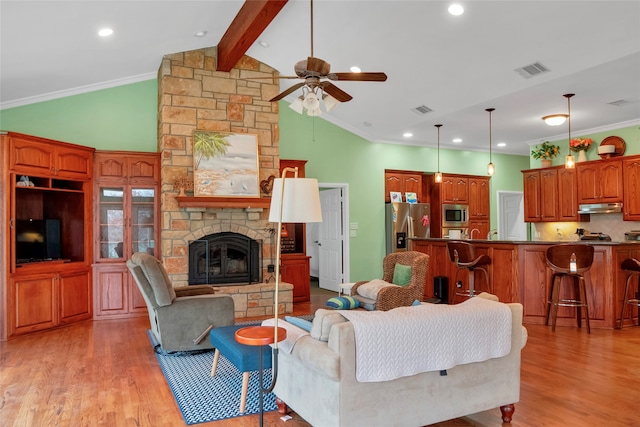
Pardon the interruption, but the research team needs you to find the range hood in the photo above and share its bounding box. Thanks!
[578,202,623,214]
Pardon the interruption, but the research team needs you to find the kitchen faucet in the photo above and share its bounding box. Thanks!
[487,229,498,240]
[470,228,480,240]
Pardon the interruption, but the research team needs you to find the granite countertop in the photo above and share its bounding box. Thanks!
[410,237,640,245]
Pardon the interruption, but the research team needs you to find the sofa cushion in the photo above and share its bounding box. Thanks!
[356,279,398,300]
[392,263,412,286]
[326,296,360,310]
[311,309,348,341]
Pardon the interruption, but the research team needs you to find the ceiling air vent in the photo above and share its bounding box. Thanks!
[608,99,635,107]
[514,61,550,79]
[411,105,433,115]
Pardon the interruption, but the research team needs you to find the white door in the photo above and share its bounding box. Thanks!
[498,191,527,241]
[318,188,343,291]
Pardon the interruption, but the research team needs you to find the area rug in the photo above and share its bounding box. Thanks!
[150,316,313,425]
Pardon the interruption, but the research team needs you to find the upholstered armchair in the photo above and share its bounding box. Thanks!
[351,251,429,311]
[127,252,235,352]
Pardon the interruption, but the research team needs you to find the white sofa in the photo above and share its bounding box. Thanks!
[273,294,528,426]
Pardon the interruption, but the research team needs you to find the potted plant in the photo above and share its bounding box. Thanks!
[531,141,560,167]
[570,137,593,162]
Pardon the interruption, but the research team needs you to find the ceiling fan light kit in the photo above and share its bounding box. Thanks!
[542,114,568,126]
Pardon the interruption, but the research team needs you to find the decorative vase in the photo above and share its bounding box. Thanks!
[541,159,552,168]
[578,150,587,162]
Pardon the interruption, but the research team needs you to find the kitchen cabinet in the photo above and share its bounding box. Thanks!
[92,151,160,319]
[279,159,311,303]
[522,166,581,222]
[384,171,423,203]
[557,167,580,221]
[1,132,94,340]
[469,220,490,241]
[441,175,468,204]
[469,177,490,219]
[623,157,640,220]
[576,159,623,204]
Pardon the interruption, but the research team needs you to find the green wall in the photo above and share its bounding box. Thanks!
[0,80,158,151]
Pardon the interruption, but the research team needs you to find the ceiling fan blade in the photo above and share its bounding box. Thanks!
[321,82,353,102]
[306,56,331,75]
[249,75,301,80]
[269,82,305,102]
[330,72,388,82]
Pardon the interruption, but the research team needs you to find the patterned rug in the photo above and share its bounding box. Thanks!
[149,316,313,425]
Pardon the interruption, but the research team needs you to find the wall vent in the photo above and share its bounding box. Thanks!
[608,99,634,107]
[514,61,550,79]
[411,105,433,115]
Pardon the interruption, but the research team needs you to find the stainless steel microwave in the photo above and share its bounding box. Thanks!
[442,204,469,227]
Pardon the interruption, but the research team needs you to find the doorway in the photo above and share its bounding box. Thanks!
[306,183,350,292]
[497,191,527,241]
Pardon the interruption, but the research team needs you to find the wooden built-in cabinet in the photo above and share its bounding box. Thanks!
[279,159,311,303]
[523,166,582,222]
[384,170,424,203]
[622,157,640,220]
[468,177,490,238]
[1,132,94,340]
[92,151,160,319]
[440,175,469,204]
[576,159,623,204]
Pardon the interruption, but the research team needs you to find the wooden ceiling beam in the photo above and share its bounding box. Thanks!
[217,0,288,72]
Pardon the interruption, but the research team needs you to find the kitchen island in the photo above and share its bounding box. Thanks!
[411,238,640,329]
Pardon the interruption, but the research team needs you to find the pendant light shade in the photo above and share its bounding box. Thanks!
[486,108,495,176]
[563,94,576,169]
[435,124,443,183]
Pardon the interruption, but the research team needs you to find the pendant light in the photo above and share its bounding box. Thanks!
[434,124,443,183]
[563,94,576,168]
[486,108,495,176]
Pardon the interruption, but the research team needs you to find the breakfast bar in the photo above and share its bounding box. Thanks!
[411,238,640,329]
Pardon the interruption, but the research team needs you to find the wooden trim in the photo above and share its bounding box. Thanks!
[176,196,271,209]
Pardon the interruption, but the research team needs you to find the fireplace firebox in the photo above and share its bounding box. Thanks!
[188,232,261,285]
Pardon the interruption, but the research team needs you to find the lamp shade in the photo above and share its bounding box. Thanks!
[269,178,323,223]
[542,114,568,126]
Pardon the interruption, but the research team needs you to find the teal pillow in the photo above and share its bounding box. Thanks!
[392,264,412,286]
[412,299,422,306]
[285,316,313,332]
[326,296,360,310]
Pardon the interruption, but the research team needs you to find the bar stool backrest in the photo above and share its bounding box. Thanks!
[546,244,594,275]
[447,241,476,266]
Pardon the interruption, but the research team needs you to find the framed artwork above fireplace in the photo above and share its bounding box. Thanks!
[193,131,259,197]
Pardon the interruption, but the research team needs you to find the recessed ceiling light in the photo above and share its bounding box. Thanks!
[259,40,270,48]
[452,138,462,143]
[448,4,464,16]
[98,28,114,37]
[364,122,372,127]
[497,142,506,147]
[194,30,207,38]
[350,66,361,73]
[403,132,413,138]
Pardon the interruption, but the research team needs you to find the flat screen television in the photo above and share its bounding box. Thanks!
[15,219,61,263]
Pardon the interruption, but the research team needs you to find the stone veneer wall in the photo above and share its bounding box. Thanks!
[157,47,282,294]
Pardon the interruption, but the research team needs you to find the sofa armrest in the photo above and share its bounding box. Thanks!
[175,285,216,297]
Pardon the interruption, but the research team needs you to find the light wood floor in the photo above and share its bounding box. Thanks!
[1,292,639,427]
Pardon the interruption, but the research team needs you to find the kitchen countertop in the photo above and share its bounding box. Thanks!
[409,237,640,245]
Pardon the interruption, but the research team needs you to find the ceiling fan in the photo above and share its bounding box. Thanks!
[262,0,387,113]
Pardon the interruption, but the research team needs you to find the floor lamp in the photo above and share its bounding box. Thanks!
[235,166,322,426]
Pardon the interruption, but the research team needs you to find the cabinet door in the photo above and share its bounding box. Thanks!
[385,172,403,202]
[128,156,159,183]
[130,187,157,257]
[623,158,640,220]
[469,220,490,241]
[523,171,541,222]
[576,163,600,203]
[557,168,579,221]
[469,177,490,219]
[280,254,310,303]
[577,160,623,204]
[97,186,126,261]
[54,146,92,179]
[442,176,468,203]
[402,174,422,201]
[94,265,128,316]
[59,269,92,324]
[9,137,54,176]
[10,275,57,336]
[599,161,623,202]
[95,155,127,181]
[539,169,558,221]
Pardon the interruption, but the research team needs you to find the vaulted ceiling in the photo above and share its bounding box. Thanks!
[1,1,639,155]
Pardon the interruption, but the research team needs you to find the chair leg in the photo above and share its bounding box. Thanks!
[618,274,632,329]
[210,349,220,376]
[578,277,590,334]
[549,276,562,332]
[239,371,250,413]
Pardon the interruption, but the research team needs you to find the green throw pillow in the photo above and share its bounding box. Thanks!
[392,264,412,287]
[326,296,360,310]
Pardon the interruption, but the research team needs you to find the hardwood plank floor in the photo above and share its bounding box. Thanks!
[1,293,639,426]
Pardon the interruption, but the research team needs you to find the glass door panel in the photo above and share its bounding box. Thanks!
[98,187,124,260]
[131,187,156,256]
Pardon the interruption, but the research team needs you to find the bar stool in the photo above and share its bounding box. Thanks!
[545,244,594,334]
[617,258,640,328]
[446,241,492,301]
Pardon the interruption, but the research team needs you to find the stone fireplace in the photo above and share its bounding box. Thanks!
[156,47,292,317]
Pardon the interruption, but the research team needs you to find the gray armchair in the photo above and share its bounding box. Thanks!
[127,252,235,352]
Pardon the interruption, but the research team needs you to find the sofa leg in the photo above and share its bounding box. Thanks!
[500,403,515,423]
[276,397,289,415]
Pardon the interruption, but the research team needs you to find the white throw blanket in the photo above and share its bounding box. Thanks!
[261,318,310,354]
[339,297,512,382]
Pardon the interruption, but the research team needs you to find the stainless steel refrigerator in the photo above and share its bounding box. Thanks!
[385,202,431,254]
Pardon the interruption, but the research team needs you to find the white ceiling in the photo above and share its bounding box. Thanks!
[1,0,639,156]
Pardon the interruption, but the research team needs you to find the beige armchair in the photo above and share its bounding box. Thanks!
[127,252,235,352]
[352,251,429,311]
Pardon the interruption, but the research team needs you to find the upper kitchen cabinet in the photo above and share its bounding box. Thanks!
[440,175,468,204]
[557,167,580,221]
[384,170,424,203]
[623,156,640,220]
[469,177,490,219]
[576,159,623,204]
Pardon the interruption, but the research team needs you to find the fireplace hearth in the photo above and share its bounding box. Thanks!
[188,232,262,285]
